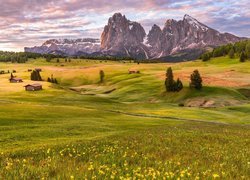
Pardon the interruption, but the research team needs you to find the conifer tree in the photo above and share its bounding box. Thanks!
[190,70,203,90]
[176,78,183,92]
[240,52,246,62]
[99,70,105,83]
[47,77,51,82]
[228,48,235,59]
[165,67,175,92]
[245,42,250,59]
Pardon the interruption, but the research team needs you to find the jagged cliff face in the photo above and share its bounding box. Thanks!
[101,13,148,58]
[100,13,244,59]
[25,13,244,60]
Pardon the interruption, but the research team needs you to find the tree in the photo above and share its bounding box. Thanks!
[202,53,210,61]
[228,48,235,59]
[10,73,14,79]
[176,78,183,92]
[245,42,250,59]
[190,70,202,90]
[240,52,246,62]
[165,67,175,92]
[47,77,51,82]
[57,58,60,63]
[46,56,52,62]
[31,70,42,81]
[99,70,105,83]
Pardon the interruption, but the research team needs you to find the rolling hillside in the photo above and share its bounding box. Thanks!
[0,57,249,179]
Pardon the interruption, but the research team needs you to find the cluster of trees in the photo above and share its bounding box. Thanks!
[47,75,58,84]
[201,40,250,62]
[165,67,183,92]
[30,70,42,81]
[165,68,203,92]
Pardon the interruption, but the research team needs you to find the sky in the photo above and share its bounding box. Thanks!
[0,0,249,51]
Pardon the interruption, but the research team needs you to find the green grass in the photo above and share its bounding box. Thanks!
[0,57,249,179]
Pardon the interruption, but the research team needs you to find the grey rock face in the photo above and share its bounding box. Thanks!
[101,13,244,60]
[101,13,148,59]
[25,38,101,55]
[25,13,245,60]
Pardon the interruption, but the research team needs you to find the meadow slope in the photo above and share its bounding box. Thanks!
[0,57,249,179]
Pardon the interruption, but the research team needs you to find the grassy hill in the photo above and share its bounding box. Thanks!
[0,57,249,179]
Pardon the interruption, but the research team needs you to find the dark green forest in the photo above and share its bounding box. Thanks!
[201,40,250,62]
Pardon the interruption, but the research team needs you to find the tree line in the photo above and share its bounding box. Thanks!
[201,40,250,62]
[0,51,66,63]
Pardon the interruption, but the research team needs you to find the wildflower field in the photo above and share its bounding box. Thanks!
[0,57,249,179]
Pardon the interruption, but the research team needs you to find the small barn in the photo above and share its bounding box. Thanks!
[9,78,23,83]
[24,84,42,91]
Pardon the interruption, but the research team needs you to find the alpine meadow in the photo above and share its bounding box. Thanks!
[0,0,250,179]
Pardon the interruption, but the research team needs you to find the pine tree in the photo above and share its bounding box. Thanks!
[176,78,183,92]
[240,52,246,62]
[99,70,105,83]
[37,70,42,81]
[190,70,202,90]
[31,70,42,81]
[228,48,235,59]
[47,77,51,82]
[31,71,35,80]
[165,67,175,92]
[245,42,250,59]
[202,53,210,61]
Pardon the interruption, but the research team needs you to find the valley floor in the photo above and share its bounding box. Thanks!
[0,57,249,179]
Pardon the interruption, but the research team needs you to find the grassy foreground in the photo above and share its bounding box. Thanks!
[0,57,249,179]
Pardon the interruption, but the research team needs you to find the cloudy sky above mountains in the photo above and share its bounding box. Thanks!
[0,0,249,51]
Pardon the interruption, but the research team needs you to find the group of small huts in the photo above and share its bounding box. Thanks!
[9,68,42,91]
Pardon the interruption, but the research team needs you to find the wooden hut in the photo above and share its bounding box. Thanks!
[24,84,42,91]
[9,77,23,83]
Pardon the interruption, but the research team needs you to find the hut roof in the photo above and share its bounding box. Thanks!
[24,83,42,87]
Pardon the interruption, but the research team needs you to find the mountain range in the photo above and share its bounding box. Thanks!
[25,13,245,61]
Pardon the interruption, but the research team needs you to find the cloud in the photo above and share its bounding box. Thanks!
[0,0,248,51]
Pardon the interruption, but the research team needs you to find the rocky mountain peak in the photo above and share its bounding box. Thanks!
[101,13,147,58]
[183,14,209,31]
[25,13,245,61]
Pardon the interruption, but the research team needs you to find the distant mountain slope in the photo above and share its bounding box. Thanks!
[25,13,245,61]
[25,38,100,56]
